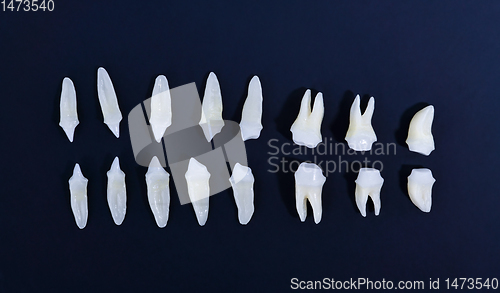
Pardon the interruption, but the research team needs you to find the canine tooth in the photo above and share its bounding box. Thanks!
[229,163,255,225]
[345,95,377,151]
[69,163,88,229]
[294,163,326,224]
[199,72,224,141]
[149,75,172,143]
[406,105,435,156]
[145,156,170,228]
[407,168,435,213]
[240,76,263,141]
[355,168,384,217]
[107,157,126,225]
[97,67,122,138]
[290,90,324,148]
[59,77,79,142]
[185,158,211,226]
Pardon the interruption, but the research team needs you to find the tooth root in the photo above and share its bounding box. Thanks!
[149,75,172,143]
[406,105,435,156]
[185,158,211,226]
[355,168,384,217]
[97,67,122,138]
[290,90,324,148]
[145,156,170,228]
[199,72,224,142]
[240,76,263,141]
[407,168,436,213]
[107,157,126,225]
[69,163,88,229]
[59,77,79,142]
[294,163,326,224]
[345,95,377,151]
[229,163,255,225]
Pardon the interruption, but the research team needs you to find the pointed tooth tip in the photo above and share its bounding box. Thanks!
[149,156,162,168]
[107,123,120,138]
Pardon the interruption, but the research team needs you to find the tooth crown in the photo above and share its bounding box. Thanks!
[59,77,79,142]
[355,168,384,217]
[185,158,211,226]
[199,72,224,141]
[149,75,173,143]
[69,163,88,229]
[145,156,171,228]
[107,157,127,225]
[229,163,255,225]
[294,163,326,224]
[407,168,435,213]
[290,90,324,148]
[240,76,263,141]
[345,95,377,151]
[406,105,435,156]
[97,67,122,138]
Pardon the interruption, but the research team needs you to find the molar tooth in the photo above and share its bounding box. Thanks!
[185,158,211,226]
[107,157,126,225]
[59,77,79,142]
[229,163,255,225]
[345,95,377,151]
[406,105,435,156]
[407,168,436,213]
[240,76,263,141]
[69,163,88,229]
[199,72,224,141]
[294,163,326,224]
[290,90,324,148]
[355,168,384,217]
[145,156,170,228]
[149,75,172,143]
[97,67,122,138]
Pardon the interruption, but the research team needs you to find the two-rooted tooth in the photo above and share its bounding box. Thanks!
[185,158,211,226]
[345,95,377,151]
[107,157,127,225]
[240,76,263,141]
[294,163,326,224]
[355,168,384,217]
[229,163,255,225]
[59,77,79,142]
[199,72,224,142]
[145,156,171,228]
[406,105,435,156]
[97,67,122,138]
[149,75,173,143]
[290,90,324,148]
[407,168,435,213]
[69,163,88,229]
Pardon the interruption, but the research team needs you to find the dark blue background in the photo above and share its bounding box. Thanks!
[0,1,499,292]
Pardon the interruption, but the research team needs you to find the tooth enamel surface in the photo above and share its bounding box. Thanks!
[240,76,263,141]
[185,158,211,226]
[107,157,126,225]
[69,163,88,229]
[290,90,324,148]
[97,67,122,138]
[229,163,255,225]
[294,163,326,224]
[145,156,171,228]
[406,105,435,156]
[345,95,377,151]
[199,72,224,141]
[59,77,79,142]
[407,168,435,213]
[355,168,384,217]
[149,75,172,143]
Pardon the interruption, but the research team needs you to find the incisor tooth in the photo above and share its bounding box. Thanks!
[355,168,384,217]
[407,168,435,213]
[199,72,224,141]
[345,95,377,151]
[145,156,170,228]
[240,76,263,141]
[107,157,126,225]
[229,163,255,225]
[97,67,122,138]
[406,105,435,156]
[149,75,172,143]
[290,90,324,148]
[69,163,88,229]
[294,163,326,224]
[185,158,211,226]
[59,77,79,142]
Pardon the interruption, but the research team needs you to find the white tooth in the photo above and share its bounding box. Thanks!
[345,95,377,151]
[185,158,211,226]
[199,72,224,141]
[229,163,255,225]
[290,90,324,148]
[149,75,172,143]
[240,76,263,141]
[406,105,435,156]
[97,67,122,138]
[107,157,126,225]
[407,168,436,213]
[69,163,88,229]
[294,162,326,224]
[59,77,79,142]
[145,156,170,228]
[355,168,384,217]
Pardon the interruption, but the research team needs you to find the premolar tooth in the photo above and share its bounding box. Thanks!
[59,77,79,142]
[290,90,324,148]
[97,67,122,138]
[407,168,435,213]
[355,168,384,217]
[229,163,255,225]
[240,76,263,141]
[294,162,326,224]
[107,157,126,225]
[199,72,224,141]
[69,163,88,229]
[185,158,211,226]
[145,156,170,228]
[345,95,377,151]
[149,75,172,143]
[406,105,435,156]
